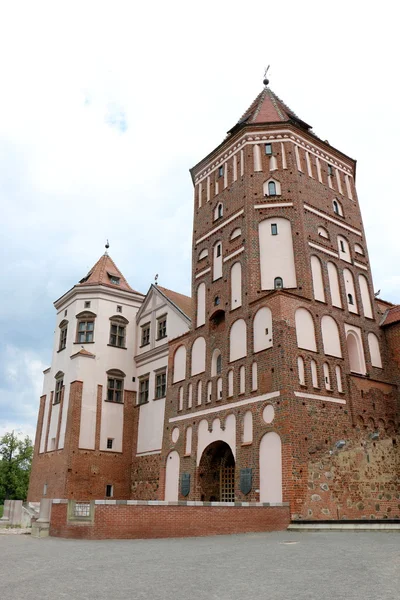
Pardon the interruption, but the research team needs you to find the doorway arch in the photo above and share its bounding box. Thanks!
[198,441,235,502]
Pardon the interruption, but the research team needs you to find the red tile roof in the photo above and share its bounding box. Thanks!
[157,286,192,318]
[232,86,311,131]
[77,254,142,294]
[381,305,400,327]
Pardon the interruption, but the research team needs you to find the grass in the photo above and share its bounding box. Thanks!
[0,505,3,518]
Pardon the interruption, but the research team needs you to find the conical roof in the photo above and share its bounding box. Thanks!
[78,253,140,294]
[229,85,312,133]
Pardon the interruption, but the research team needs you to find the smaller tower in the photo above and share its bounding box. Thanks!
[28,252,144,501]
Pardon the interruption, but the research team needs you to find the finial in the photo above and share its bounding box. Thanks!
[263,65,270,86]
[154,273,159,286]
[105,239,109,255]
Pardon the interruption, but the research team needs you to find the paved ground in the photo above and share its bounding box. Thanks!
[0,531,399,600]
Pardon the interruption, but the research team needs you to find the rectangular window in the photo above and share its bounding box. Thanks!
[265,143,272,155]
[216,244,221,257]
[155,372,167,399]
[141,323,150,346]
[77,320,94,343]
[59,326,68,351]
[139,376,149,405]
[116,305,122,313]
[328,164,333,176]
[54,379,63,404]
[64,310,67,317]
[84,301,91,308]
[218,166,223,177]
[107,377,123,403]
[106,485,113,498]
[271,223,278,235]
[157,316,167,340]
[109,323,126,347]
[107,438,113,449]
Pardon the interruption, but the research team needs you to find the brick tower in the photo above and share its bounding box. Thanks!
[161,78,399,519]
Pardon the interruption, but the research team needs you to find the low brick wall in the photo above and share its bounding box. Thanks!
[49,500,290,539]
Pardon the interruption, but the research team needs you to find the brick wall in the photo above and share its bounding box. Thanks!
[49,500,290,539]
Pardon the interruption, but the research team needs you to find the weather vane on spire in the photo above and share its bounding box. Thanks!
[105,239,110,255]
[154,273,159,286]
[263,65,270,86]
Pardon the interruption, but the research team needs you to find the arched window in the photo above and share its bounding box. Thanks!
[191,337,206,375]
[338,236,351,262]
[196,282,206,327]
[311,255,325,302]
[335,365,343,393]
[346,330,366,374]
[197,380,202,406]
[321,315,342,358]
[214,202,223,221]
[243,411,253,443]
[58,320,68,351]
[368,332,382,368]
[252,362,258,391]
[343,268,358,314]
[359,275,373,319]
[178,386,183,411]
[253,307,273,353]
[207,381,212,403]
[217,377,222,400]
[239,365,245,394]
[295,308,317,352]
[211,349,221,377]
[327,262,342,308]
[311,360,318,388]
[213,242,223,281]
[187,383,193,409]
[318,226,329,239]
[229,319,247,362]
[173,346,186,383]
[231,262,242,309]
[227,369,234,397]
[333,199,343,216]
[298,357,305,386]
[274,277,283,289]
[268,181,276,196]
[323,363,331,390]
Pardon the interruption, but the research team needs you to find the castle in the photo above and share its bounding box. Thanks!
[28,77,400,523]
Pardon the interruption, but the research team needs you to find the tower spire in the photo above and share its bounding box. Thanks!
[263,65,270,86]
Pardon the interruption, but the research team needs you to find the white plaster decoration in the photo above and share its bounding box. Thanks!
[171,427,180,443]
[165,451,180,501]
[254,202,293,209]
[306,152,313,177]
[230,262,242,309]
[259,432,282,503]
[345,324,366,375]
[253,307,273,352]
[327,262,342,308]
[197,380,202,406]
[195,209,244,245]
[240,149,244,176]
[281,142,287,169]
[368,333,382,368]
[173,346,186,383]
[224,163,228,189]
[233,155,238,182]
[185,426,192,455]
[359,274,373,318]
[223,247,244,263]
[298,356,305,385]
[318,226,329,239]
[294,145,302,171]
[335,366,343,393]
[308,242,339,259]
[213,242,223,281]
[343,268,358,314]
[229,319,247,362]
[311,359,318,388]
[269,155,278,171]
[252,362,258,391]
[198,182,202,208]
[230,227,241,240]
[316,157,322,183]
[304,205,362,236]
[228,369,234,397]
[323,363,331,390]
[311,255,325,302]
[259,218,297,290]
[206,176,210,202]
[195,267,211,279]
[321,315,342,358]
[345,174,353,199]
[294,391,346,405]
[242,411,253,443]
[295,308,317,352]
[354,261,368,271]
[239,365,245,394]
[262,404,275,424]
[187,383,193,409]
[253,144,262,172]
[335,170,343,194]
[191,337,206,375]
[196,282,206,327]
[169,391,280,422]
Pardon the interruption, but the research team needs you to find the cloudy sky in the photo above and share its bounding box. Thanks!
[0,1,398,440]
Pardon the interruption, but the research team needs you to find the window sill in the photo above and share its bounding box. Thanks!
[241,442,252,447]
[153,395,166,401]
[107,344,127,350]
[136,400,149,407]
[57,348,66,353]
[156,336,167,342]
[74,341,95,344]
[139,343,150,349]
[53,401,61,406]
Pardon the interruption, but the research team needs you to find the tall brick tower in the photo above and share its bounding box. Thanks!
[161,78,399,520]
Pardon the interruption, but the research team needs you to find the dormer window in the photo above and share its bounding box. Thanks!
[265,143,272,155]
[109,275,120,285]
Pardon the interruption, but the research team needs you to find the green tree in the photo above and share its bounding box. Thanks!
[0,431,33,503]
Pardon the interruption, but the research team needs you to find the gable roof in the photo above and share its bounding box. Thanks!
[157,286,192,318]
[77,253,141,294]
[380,305,400,327]
[228,85,312,134]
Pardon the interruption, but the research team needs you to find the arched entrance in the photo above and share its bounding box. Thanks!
[198,441,235,502]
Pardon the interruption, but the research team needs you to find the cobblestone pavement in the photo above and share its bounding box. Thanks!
[0,527,31,535]
[0,531,399,600]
